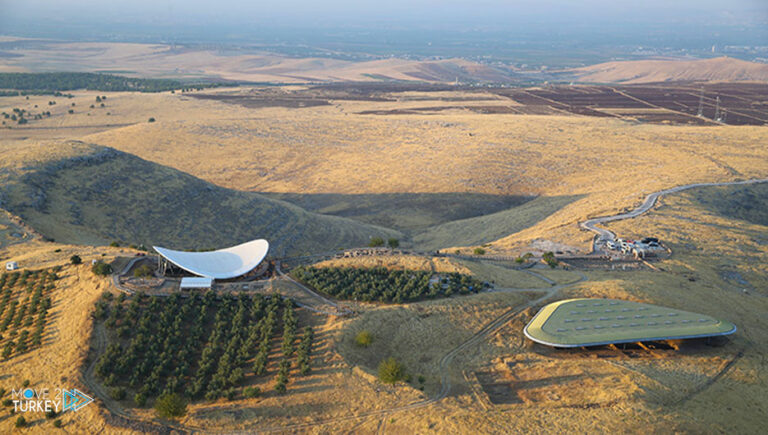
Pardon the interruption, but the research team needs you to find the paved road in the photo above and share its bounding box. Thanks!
[581,178,768,252]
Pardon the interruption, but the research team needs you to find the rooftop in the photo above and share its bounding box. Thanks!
[524,298,736,348]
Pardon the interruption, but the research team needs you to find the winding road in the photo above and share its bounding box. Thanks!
[581,178,768,252]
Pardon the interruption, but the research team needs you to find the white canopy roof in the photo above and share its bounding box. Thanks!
[154,239,269,279]
[180,277,214,289]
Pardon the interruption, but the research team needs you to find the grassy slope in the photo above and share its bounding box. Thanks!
[412,195,581,250]
[0,141,400,256]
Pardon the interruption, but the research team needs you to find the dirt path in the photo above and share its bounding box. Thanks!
[87,266,587,434]
[581,177,768,252]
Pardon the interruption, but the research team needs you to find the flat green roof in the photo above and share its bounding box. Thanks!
[524,298,736,348]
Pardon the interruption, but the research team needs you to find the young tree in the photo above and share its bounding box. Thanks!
[378,357,406,385]
[154,393,186,418]
[91,261,113,276]
[355,330,373,348]
[70,255,82,265]
[368,237,385,247]
[387,238,399,249]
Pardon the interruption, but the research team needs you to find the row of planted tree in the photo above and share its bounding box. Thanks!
[93,291,314,406]
[0,269,57,359]
[291,266,489,303]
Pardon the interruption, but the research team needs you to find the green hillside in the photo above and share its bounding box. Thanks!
[0,141,400,256]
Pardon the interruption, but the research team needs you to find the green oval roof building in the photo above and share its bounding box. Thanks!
[524,298,736,348]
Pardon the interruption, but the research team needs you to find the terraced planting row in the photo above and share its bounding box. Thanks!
[93,292,314,406]
[0,269,58,359]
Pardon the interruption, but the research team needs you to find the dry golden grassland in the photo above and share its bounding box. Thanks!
[0,243,136,434]
[0,85,767,433]
[3,87,767,253]
[311,254,471,274]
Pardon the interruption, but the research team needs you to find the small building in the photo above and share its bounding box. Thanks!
[5,261,18,271]
[180,277,213,290]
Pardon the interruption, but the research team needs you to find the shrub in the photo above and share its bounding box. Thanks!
[378,357,405,385]
[15,416,26,427]
[418,375,426,384]
[109,387,126,400]
[53,419,62,428]
[542,251,558,268]
[92,261,113,276]
[70,255,82,265]
[148,117,156,123]
[473,247,486,255]
[355,330,373,348]
[387,238,399,249]
[243,386,260,398]
[133,265,153,278]
[154,393,186,418]
[22,379,29,388]
[109,241,120,247]
[134,392,147,407]
[368,237,384,247]
[45,409,57,419]
[2,399,12,407]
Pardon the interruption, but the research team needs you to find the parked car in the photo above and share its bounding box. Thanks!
[606,241,618,250]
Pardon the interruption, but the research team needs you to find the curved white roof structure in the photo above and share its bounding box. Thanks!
[154,239,269,279]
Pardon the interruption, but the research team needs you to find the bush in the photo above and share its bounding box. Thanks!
[53,419,62,428]
[133,265,154,278]
[92,261,113,276]
[154,393,186,418]
[473,247,486,255]
[148,117,156,123]
[2,399,12,407]
[355,330,373,348]
[109,241,120,247]
[45,409,57,419]
[243,386,260,398]
[15,416,26,427]
[134,392,147,407]
[22,379,29,388]
[387,238,399,249]
[109,387,126,400]
[542,251,558,268]
[69,255,82,265]
[378,357,406,385]
[368,237,385,247]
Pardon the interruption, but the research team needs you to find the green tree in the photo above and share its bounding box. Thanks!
[243,386,260,398]
[355,330,373,348]
[15,416,26,427]
[154,393,186,418]
[387,238,399,249]
[53,419,62,428]
[368,237,385,247]
[148,117,156,123]
[378,357,406,385]
[109,241,120,247]
[473,247,486,255]
[542,252,558,268]
[70,255,82,265]
[91,261,113,276]
[133,265,154,278]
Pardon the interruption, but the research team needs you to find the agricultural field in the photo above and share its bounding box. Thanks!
[290,266,489,303]
[91,292,313,406]
[0,269,57,360]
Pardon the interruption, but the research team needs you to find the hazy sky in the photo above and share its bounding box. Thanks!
[0,0,766,53]
[2,0,766,27]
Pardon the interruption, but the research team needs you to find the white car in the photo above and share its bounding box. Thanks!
[606,241,617,250]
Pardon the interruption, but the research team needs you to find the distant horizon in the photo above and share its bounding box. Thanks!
[1,0,766,67]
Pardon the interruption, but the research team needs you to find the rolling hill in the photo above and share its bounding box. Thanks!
[0,141,400,255]
[564,56,768,84]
